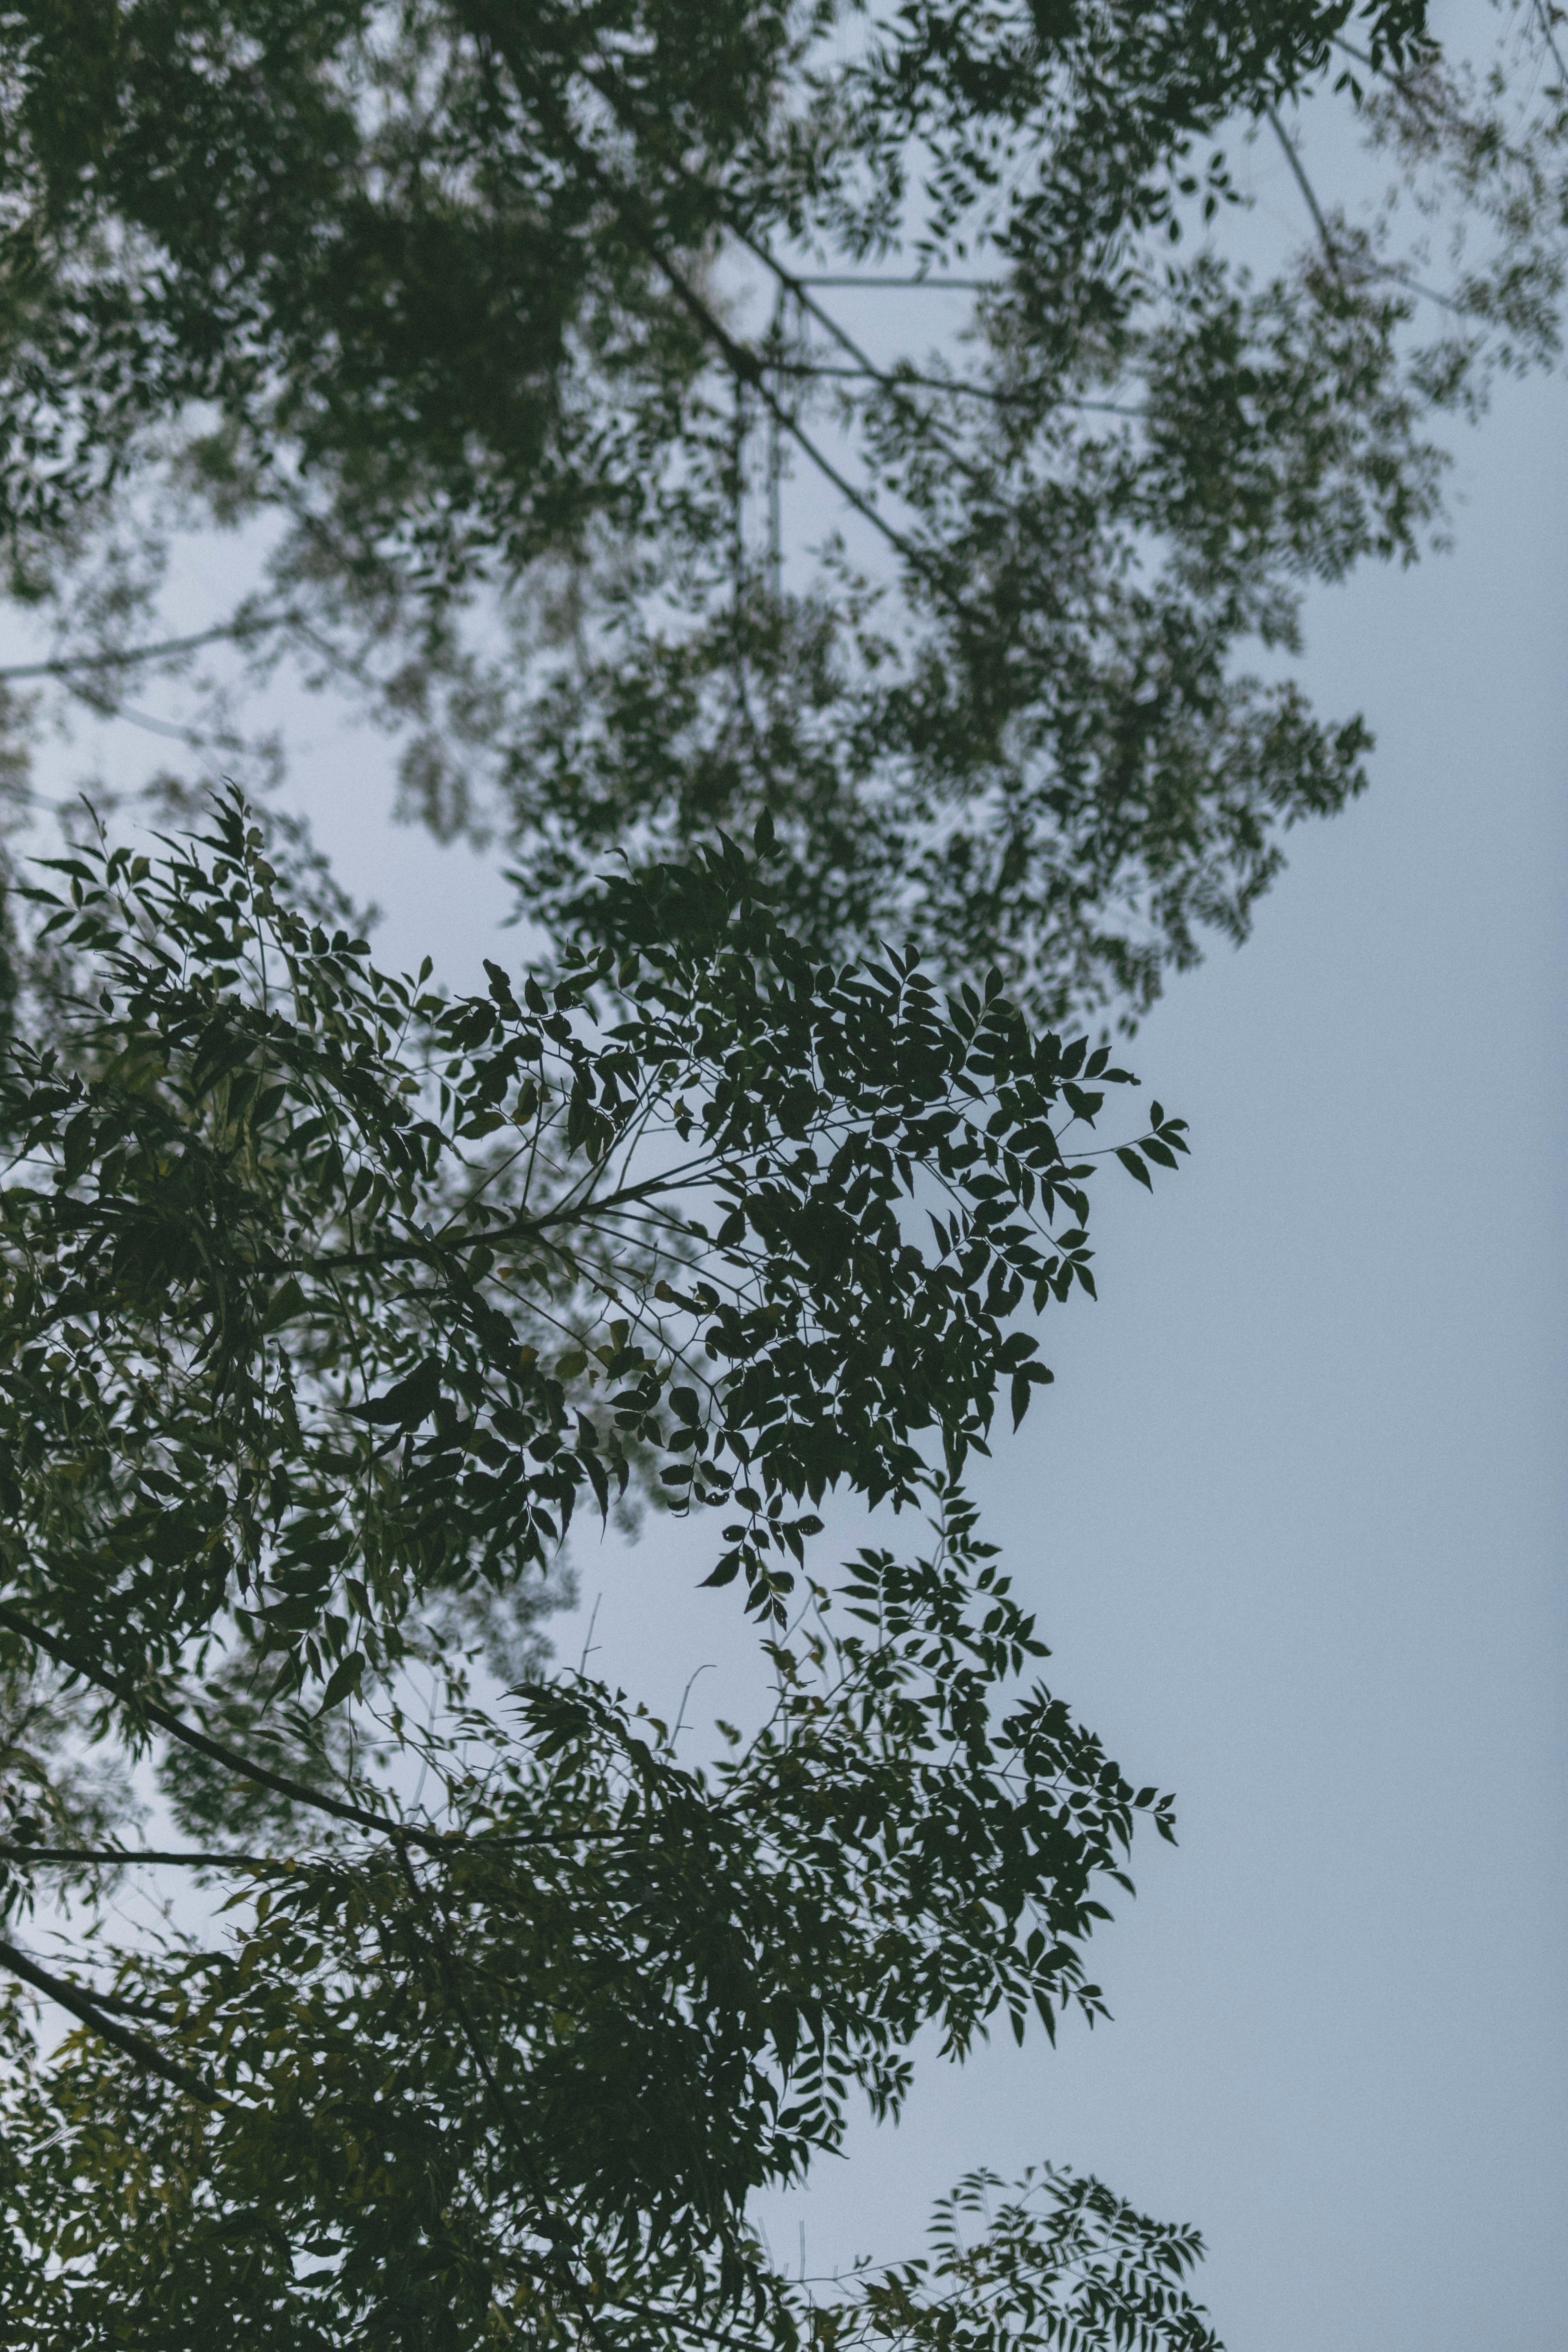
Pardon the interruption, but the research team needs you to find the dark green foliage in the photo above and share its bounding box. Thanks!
[0,796,1209,2346]
[0,2,1432,538]
[0,2,1552,2330]
[811,2167,1224,2352]
[0,1511,1185,2347]
[0,793,1182,1671]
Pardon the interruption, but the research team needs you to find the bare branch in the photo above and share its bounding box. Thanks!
[0,612,301,685]
[1266,105,1343,281]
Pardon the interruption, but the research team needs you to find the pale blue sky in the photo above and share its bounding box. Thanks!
[252,343,1568,2352]
[272,338,1568,2352]
[745,361,1568,2347]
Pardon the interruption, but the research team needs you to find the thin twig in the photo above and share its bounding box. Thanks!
[1266,105,1343,281]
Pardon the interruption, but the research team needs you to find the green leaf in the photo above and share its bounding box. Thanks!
[317,1650,365,1711]
[60,1108,94,1185]
[261,1276,307,1333]
[348,1356,443,1428]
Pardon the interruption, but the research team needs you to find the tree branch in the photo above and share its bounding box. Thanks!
[0,1841,290,1872]
[628,235,941,579]
[0,1931,225,2106]
[468,15,945,586]
[0,612,301,685]
[0,1600,427,1847]
[724,231,992,489]
[0,1610,627,1859]
[566,44,989,488]
[1535,0,1568,89]
[1266,105,1343,281]
[303,1154,716,1272]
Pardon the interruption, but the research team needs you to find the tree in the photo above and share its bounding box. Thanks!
[0,2,1562,1026]
[0,5,1560,2336]
[0,791,1214,2347]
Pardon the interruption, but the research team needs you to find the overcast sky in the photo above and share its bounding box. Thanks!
[265,337,1567,2352]
[744,356,1568,2352]
[240,330,1564,2352]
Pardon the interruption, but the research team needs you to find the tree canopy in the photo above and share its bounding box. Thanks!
[0,4,1562,2340]
[0,1,1562,1022]
[0,793,1208,2347]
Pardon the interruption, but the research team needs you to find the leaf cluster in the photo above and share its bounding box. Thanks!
[0,791,1181,1691]
[0,1492,1182,2350]
[0,795,1206,2345]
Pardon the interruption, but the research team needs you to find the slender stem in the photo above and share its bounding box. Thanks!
[0,612,300,684]
[1266,105,1343,281]
[0,1841,291,1871]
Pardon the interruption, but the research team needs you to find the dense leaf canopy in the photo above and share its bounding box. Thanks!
[0,795,1211,2347]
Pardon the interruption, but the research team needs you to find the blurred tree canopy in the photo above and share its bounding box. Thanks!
[0,1,1561,1022]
